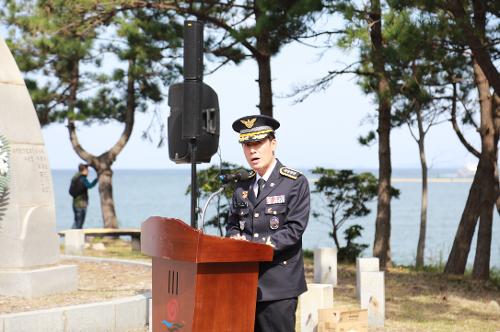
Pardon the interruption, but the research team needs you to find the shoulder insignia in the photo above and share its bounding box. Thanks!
[279,167,301,180]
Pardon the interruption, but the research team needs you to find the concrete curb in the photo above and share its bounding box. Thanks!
[61,255,152,268]
[1,256,153,332]
[0,293,151,332]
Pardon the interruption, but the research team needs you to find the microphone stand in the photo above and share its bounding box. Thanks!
[200,186,225,231]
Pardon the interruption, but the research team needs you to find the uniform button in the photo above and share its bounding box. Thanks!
[254,233,259,237]
[254,213,259,218]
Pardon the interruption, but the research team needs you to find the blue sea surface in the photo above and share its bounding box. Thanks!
[52,169,500,268]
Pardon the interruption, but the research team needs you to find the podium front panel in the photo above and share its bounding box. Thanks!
[192,262,259,331]
[152,257,196,332]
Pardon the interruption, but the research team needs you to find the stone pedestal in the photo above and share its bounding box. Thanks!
[313,248,337,286]
[0,36,77,297]
[0,265,78,298]
[359,271,385,327]
[356,257,379,299]
[296,283,334,332]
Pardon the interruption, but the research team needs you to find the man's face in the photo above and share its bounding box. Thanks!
[242,137,276,176]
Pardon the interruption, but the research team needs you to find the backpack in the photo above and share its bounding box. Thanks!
[69,175,86,198]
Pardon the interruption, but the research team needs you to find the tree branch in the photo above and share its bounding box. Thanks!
[444,0,500,95]
[66,59,97,164]
[450,82,480,158]
[288,61,368,103]
[108,58,136,162]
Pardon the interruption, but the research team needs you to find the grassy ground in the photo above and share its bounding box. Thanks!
[64,240,500,331]
[64,236,150,260]
[302,253,500,332]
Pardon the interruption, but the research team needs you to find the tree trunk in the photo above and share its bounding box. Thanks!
[444,59,496,277]
[471,59,496,280]
[494,95,500,215]
[254,1,273,117]
[332,212,340,250]
[96,166,118,229]
[256,54,273,117]
[444,169,481,274]
[67,58,137,229]
[369,0,393,270]
[416,107,428,269]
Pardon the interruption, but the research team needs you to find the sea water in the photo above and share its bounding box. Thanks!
[52,169,500,268]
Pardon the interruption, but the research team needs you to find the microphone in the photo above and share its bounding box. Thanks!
[219,169,251,184]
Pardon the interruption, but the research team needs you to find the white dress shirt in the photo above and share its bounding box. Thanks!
[252,159,277,197]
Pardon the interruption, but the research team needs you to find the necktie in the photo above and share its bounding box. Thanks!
[257,178,266,198]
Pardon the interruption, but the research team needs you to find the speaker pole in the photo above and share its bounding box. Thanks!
[190,139,198,228]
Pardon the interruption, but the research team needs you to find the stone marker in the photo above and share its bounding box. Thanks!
[0,36,77,297]
[149,298,153,332]
[296,283,334,332]
[64,230,85,255]
[359,271,385,327]
[356,257,379,299]
[314,248,338,286]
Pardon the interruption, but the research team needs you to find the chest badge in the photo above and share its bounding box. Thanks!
[241,191,248,199]
[266,195,285,205]
[269,216,279,230]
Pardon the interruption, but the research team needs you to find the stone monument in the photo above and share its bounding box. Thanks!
[0,36,77,297]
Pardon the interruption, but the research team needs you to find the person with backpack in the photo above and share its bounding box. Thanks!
[69,163,98,229]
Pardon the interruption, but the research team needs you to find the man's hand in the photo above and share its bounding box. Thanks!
[230,234,248,241]
[265,236,275,248]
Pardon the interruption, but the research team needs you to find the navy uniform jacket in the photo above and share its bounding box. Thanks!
[226,160,310,302]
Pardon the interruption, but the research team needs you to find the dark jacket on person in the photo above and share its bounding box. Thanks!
[226,160,310,301]
[71,172,97,209]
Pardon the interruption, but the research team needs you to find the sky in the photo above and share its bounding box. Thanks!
[1,24,481,171]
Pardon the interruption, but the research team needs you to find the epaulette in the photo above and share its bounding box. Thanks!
[279,167,301,180]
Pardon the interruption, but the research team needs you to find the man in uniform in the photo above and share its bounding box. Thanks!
[226,115,310,332]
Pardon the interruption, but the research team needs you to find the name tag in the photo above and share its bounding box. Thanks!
[266,195,285,205]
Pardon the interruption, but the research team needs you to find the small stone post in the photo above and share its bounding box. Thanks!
[313,248,338,286]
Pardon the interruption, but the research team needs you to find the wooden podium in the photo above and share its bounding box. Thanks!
[141,217,273,332]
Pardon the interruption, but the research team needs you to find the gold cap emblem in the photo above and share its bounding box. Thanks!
[240,118,257,129]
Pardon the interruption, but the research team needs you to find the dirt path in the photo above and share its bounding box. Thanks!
[0,258,151,314]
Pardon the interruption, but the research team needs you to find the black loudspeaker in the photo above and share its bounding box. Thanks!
[168,82,220,163]
[182,80,202,139]
[183,20,204,81]
[182,20,204,139]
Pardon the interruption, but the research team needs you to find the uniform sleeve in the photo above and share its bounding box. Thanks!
[226,196,241,238]
[270,176,310,252]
